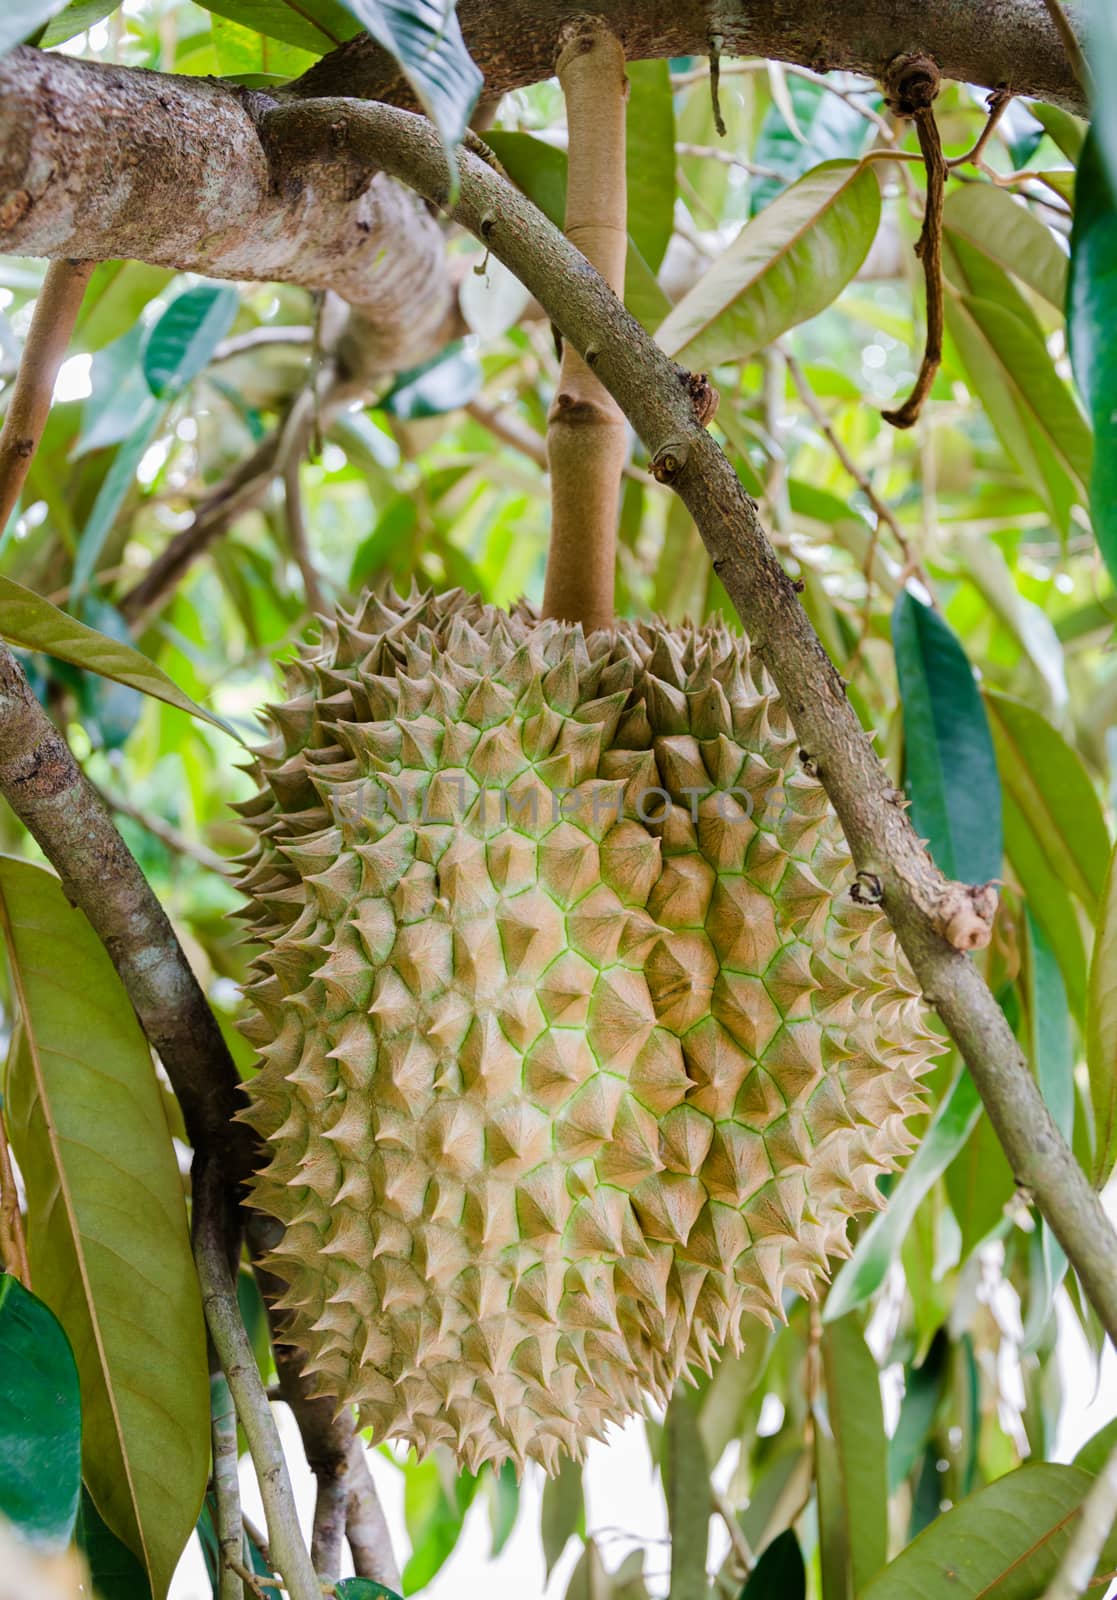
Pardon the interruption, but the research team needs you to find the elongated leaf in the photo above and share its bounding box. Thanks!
[944,184,1069,308]
[196,0,358,56]
[740,1529,806,1599]
[750,75,873,215]
[826,1068,982,1320]
[1069,129,1117,582]
[2,856,209,1598]
[861,1463,1117,1599]
[889,1331,948,1493]
[945,1110,1013,1258]
[401,1454,468,1592]
[626,60,675,274]
[1003,788,1088,1022]
[0,1275,81,1548]
[1088,840,1117,1185]
[1031,102,1087,163]
[657,161,880,368]
[142,284,239,399]
[664,1386,710,1600]
[335,1583,403,1600]
[0,576,236,735]
[77,1488,151,1600]
[986,691,1108,914]
[959,533,1066,713]
[542,1454,584,1578]
[892,591,1002,886]
[0,0,70,54]
[487,1461,519,1559]
[71,400,163,601]
[336,0,481,154]
[40,0,120,45]
[1083,0,1117,190]
[819,1315,887,1595]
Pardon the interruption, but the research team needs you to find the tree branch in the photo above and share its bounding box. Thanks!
[0,259,94,533]
[0,645,254,1183]
[292,0,1087,114]
[210,1370,246,1600]
[270,97,1117,1348]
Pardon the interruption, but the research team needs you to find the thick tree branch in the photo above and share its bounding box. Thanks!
[0,645,254,1182]
[270,98,1117,1346]
[294,0,1087,114]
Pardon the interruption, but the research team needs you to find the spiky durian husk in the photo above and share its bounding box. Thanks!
[237,589,937,1472]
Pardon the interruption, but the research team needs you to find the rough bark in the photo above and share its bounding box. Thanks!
[294,0,1087,114]
[267,98,1117,1349]
[0,47,455,372]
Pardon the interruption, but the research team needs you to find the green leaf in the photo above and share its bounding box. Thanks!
[73,325,150,460]
[739,1529,806,1599]
[0,0,71,55]
[943,184,1069,308]
[888,1331,948,1493]
[985,691,1108,914]
[1069,129,1117,583]
[944,1110,1014,1258]
[749,75,873,215]
[656,161,881,369]
[195,0,358,56]
[861,1463,1117,1599]
[142,284,239,400]
[350,497,419,589]
[335,1582,404,1600]
[819,1315,888,1595]
[486,1460,519,1559]
[625,60,676,275]
[0,1275,82,1548]
[335,0,482,156]
[1083,0,1117,191]
[1073,1416,1117,1476]
[958,533,1066,714]
[77,1486,152,1600]
[0,575,238,737]
[2,856,209,1598]
[401,1453,466,1592]
[1030,102,1087,163]
[380,342,482,420]
[70,400,164,601]
[1088,839,1117,1185]
[39,0,120,46]
[542,1454,584,1578]
[209,13,317,76]
[565,1538,610,1600]
[664,1386,710,1600]
[1003,788,1088,1022]
[892,591,1002,886]
[74,263,175,354]
[826,1068,982,1320]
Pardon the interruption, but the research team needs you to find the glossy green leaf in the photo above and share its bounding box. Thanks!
[1073,1416,1117,1476]
[665,1386,710,1600]
[739,1529,806,1599]
[39,0,120,45]
[626,60,675,274]
[945,1110,1013,1258]
[401,1453,467,1592]
[1083,0,1117,190]
[892,591,1002,885]
[819,1315,887,1594]
[77,1487,152,1600]
[657,161,881,368]
[861,1463,1117,1599]
[0,575,238,736]
[750,75,873,215]
[0,1274,81,1548]
[1003,788,1088,1022]
[70,400,163,601]
[826,1068,981,1320]
[142,284,239,400]
[1088,839,1117,1185]
[380,343,482,420]
[1069,129,1117,582]
[1030,102,1087,163]
[335,0,481,155]
[335,1582,403,1600]
[2,856,209,1598]
[986,690,1108,913]
[944,183,1069,308]
[196,0,358,56]
[542,1453,584,1578]
[0,0,71,54]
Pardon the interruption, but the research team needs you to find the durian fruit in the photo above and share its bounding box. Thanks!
[237,588,937,1473]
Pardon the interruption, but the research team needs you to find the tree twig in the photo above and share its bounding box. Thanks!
[0,1098,29,1288]
[0,645,254,1184]
[210,1370,246,1600]
[278,398,328,616]
[298,94,1117,1349]
[1042,1443,1117,1600]
[0,260,94,533]
[881,58,946,430]
[194,1164,320,1600]
[947,88,1013,169]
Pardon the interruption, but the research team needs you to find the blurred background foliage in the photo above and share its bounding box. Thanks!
[2,2,1117,1596]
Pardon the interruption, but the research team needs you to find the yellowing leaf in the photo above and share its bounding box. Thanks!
[1,856,209,1598]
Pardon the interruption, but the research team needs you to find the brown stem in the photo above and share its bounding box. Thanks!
[882,59,946,431]
[281,452,327,616]
[308,97,1117,1349]
[542,17,629,633]
[0,646,254,1184]
[0,260,94,533]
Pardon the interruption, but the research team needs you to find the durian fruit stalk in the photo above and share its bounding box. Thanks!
[542,18,630,634]
[237,593,938,1473]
